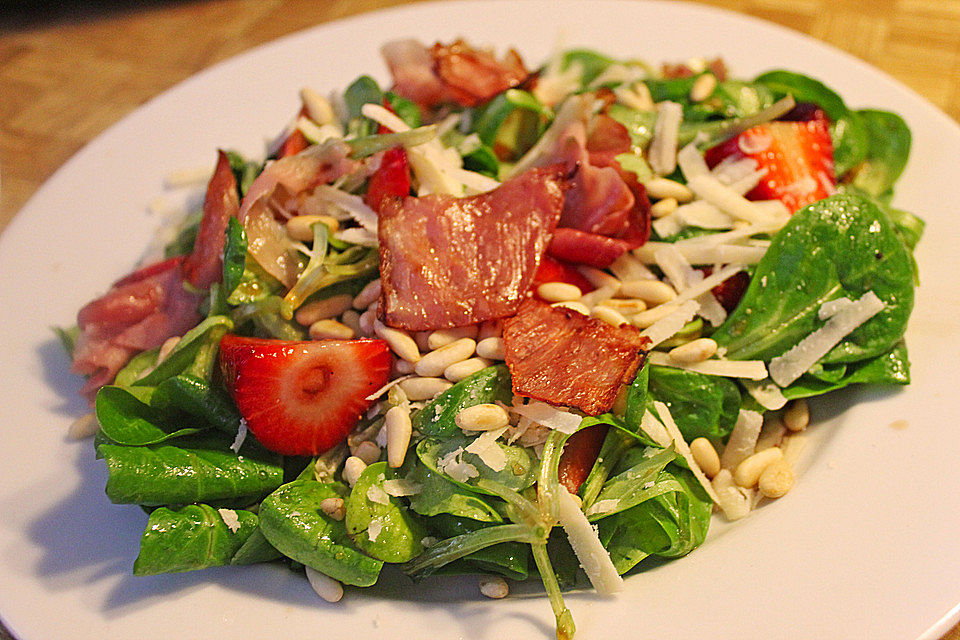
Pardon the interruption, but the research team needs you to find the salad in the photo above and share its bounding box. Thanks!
[60,38,922,639]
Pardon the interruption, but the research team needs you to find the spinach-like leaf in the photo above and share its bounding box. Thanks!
[53,325,80,359]
[344,75,383,138]
[406,464,504,523]
[99,435,282,506]
[424,514,529,581]
[559,48,618,86]
[345,462,426,563]
[222,217,247,297]
[384,91,422,128]
[133,504,257,575]
[259,480,382,586]
[646,365,741,440]
[584,445,677,521]
[134,315,233,386]
[230,527,283,565]
[416,435,538,494]
[712,194,915,365]
[150,374,241,434]
[781,340,910,400]
[852,109,911,198]
[413,365,512,438]
[96,385,205,446]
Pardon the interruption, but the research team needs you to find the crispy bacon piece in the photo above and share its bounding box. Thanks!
[382,38,528,111]
[502,298,649,415]
[72,256,201,402]
[378,166,567,331]
[182,150,239,289]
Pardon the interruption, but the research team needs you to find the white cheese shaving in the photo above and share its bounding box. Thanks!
[555,486,624,595]
[634,240,767,265]
[381,478,423,497]
[437,447,479,482]
[609,253,655,281]
[769,291,885,387]
[335,227,379,247]
[653,244,726,326]
[677,200,735,230]
[677,142,710,180]
[511,401,583,434]
[367,519,383,542]
[365,374,413,402]
[742,378,788,410]
[230,418,248,454]
[366,483,390,505]
[579,283,619,308]
[639,410,672,447]
[818,297,854,320]
[719,409,764,470]
[711,468,754,521]
[651,212,683,239]
[649,101,683,176]
[296,117,341,144]
[308,185,378,232]
[671,264,745,306]
[218,508,241,533]
[646,351,768,379]
[584,499,621,517]
[687,174,789,226]
[464,427,509,472]
[653,401,720,504]
[638,299,700,347]
[710,156,760,186]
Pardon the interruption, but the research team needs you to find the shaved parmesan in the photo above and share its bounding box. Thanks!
[382,479,423,497]
[649,101,683,176]
[646,351,768,379]
[584,499,620,517]
[509,95,590,177]
[653,401,720,504]
[218,508,241,533]
[555,486,624,595]
[651,212,683,238]
[769,291,885,387]
[579,283,619,308]
[711,469,753,520]
[465,427,509,472]
[639,410,672,448]
[638,299,700,347]
[818,297,854,320]
[511,401,583,434]
[366,484,390,505]
[437,447,479,482]
[742,379,788,410]
[335,227,378,247]
[367,519,383,542]
[230,418,248,454]
[677,201,735,230]
[634,241,767,266]
[609,253,655,281]
[365,374,413,402]
[671,264,745,305]
[677,142,710,180]
[720,409,764,470]
[307,185,378,232]
[687,174,789,226]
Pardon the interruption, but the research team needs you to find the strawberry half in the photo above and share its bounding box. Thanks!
[364,146,411,213]
[219,334,392,456]
[704,111,836,213]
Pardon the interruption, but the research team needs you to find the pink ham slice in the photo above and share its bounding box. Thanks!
[502,298,649,415]
[182,150,239,289]
[72,256,201,402]
[378,166,567,331]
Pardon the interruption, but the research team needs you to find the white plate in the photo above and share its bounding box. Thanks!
[2,1,959,638]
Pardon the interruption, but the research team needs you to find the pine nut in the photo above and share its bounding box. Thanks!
[309,319,355,340]
[537,282,583,302]
[399,376,453,401]
[393,358,416,375]
[374,320,421,363]
[669,338,718,363]
[306,567,344,603]
[551,300,590,315]
[351,440,381,465]
[476,337,506,360]
[783,398,809,432]
[340,309,361,334]
[157,336,181,363]
[576,265,621,289]
[650,197,679,218]
[343,456,367,486]
[415,337,475,377]
[300,87,338,126]
[444,357,491,382]
[455,403,510,431]
[427,325,479,350]
[690,437,721,478]
[591,305,629,327]
[600,298,647,315]
[645,177,694,202]
[755,416,786,452]
[479,575,509,599]
[619,279,677,305]
[478,319,502,340]
[609,252,652,281]
[352,278,382,310]
[689,73,717,102]
[358,308,376,336]
[758,458,794,498]
[319,497,346,521]
[733,447,783,488]
[286,214,340,242]
[781,432,807,466]
[67,412,100,440]
[712,468,752,521]
[385,405,413,468]
[296,294,354,326]
[579,284,619,308]
[630,302,682,329]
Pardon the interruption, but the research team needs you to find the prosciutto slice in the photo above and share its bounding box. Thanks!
[72,256,201,401]
[378,165,567,331]
[382,38,528,111]
[502,298,648,415]
[182,150,239,289]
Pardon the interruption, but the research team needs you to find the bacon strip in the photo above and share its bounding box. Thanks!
[182,150,239,289]
[502,298,648,415]
[378,166,567,331]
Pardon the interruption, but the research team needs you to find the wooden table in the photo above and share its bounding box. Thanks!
[1,1,957,639]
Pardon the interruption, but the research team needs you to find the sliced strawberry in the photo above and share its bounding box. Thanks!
[704,112,835,213]
[364,146,411,212]
[532,255,596,294]
[558,424,609,494]
[276,105,311,159]
[699,267,751,313]
[219,335,392,456]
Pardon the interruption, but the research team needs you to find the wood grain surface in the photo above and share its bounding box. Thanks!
[1,1,958,639]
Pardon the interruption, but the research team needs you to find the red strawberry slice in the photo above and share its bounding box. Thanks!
[704,112,836,213]
[364,146,411,212]
[558,424,609,494]
[532,255,596,294]
[219,334,393,456]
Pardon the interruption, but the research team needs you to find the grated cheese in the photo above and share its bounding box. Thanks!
[742,379,788,410]
[639,410,672,447]
[437,447,479,482]
[307,185,378,232]
[711,469,754,520]
[382,478,423,497]
[218,508,241,533]
[511,401,583,434]
[367,519,383,542]
[366,484,390,505]
[230,419,248,454]
[769,291,885,387]
[677,142,710,180]
[676,201,735,230]
[584,499,621,517]
[638,300,700,347]
[555,486,624,595]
